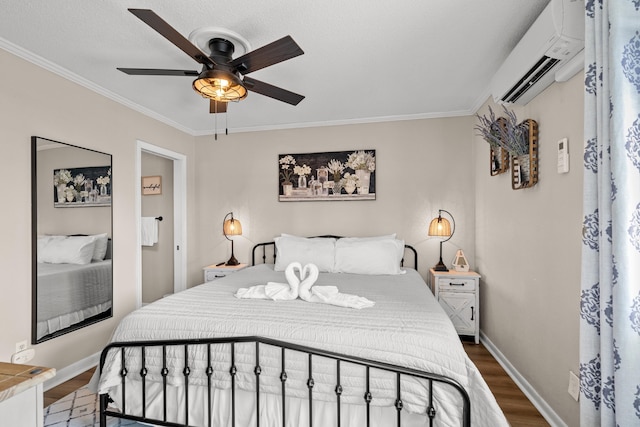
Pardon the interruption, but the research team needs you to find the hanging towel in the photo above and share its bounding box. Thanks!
[141,217,158,246]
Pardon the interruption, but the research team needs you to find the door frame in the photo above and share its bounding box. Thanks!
[135,140,187,308]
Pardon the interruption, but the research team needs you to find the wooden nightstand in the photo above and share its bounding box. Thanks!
[203,263,248,282]
[429,269,481,344]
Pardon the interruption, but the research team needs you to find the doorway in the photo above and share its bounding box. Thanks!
[135,141,187,308]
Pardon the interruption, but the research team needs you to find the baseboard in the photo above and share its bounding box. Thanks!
[43,351,100,391]
[480,331,568,427]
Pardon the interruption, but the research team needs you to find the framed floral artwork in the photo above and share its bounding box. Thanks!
[278,150,376,201]
[53,166,111,207]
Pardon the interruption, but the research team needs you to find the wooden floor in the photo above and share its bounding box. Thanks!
[463,341,549,426]
[45,343,549,426]
[43,366,95,407]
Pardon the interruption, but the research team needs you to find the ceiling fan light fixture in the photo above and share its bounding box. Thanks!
[193,69,247,102]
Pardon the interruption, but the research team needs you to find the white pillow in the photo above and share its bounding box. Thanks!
[91,233,109,261]
[36,236,53,263]
[274,236,336,272]
[281,233,396,240]
[334,238,405,275]
[39,235,96,265]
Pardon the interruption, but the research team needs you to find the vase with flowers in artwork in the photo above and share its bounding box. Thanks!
[346,151,375,194]
[327,159,345,196]
[294,164,311,189]
[342,173,358,194]
[53,168,72,203]
[279,155,296,196]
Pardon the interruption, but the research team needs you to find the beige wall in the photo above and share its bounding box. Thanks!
[0,48,197,369]
[192,117,478,282]
[474,73,584,426]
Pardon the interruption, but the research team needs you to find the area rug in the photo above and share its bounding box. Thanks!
[43,386,145,427]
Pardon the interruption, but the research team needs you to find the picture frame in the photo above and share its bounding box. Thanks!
[53,165,111,207]
[142,175,162,195]
[278,150,376,202]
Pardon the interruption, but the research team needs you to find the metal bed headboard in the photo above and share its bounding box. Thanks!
[252,235,418,270]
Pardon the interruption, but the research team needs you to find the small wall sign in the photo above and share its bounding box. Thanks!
[142,175,162,195]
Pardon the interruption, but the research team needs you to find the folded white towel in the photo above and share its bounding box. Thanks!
[298,263,375,309]
[234,285,269,299]
[235,262,301,300]
[235,262,374,309]
[141,217,158,246]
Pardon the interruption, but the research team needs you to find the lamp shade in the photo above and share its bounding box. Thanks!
[193,69,247,102]
[223,217,243,236]
[428,216,452,237]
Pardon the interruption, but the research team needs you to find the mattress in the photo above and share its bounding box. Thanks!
[96,264,507,426]
[36,259,112,339]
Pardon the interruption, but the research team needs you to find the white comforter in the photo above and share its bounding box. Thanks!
[97,264,507,426]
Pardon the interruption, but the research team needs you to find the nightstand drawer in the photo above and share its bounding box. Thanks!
[205,270,230,282]
[203,263,248,283]
[437,277,477,291]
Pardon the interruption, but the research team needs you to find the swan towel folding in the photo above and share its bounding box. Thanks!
[234,262,374,309]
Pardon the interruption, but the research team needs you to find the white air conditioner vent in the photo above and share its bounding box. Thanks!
[491,0,584,105]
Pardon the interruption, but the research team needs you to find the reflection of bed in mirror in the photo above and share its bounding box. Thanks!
[35,235,113,341]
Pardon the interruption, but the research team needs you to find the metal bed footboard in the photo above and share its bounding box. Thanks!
[99,336,470,427]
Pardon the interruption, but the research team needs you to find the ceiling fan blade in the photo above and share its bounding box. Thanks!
[210,100,228,114]
[243,76,305,105]
[230,36,303,75]
[118,68,199,76]
[128,9,215,67]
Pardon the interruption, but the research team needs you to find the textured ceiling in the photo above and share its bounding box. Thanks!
[0,0,550,135]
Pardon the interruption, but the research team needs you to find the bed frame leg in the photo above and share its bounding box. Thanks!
[99,393,108,427]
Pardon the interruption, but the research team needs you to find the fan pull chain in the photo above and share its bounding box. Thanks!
[214,104,218,141]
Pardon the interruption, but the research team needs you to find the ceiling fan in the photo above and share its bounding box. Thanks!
[117,9,305,115]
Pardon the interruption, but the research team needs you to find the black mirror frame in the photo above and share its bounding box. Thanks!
[31,136,113,344]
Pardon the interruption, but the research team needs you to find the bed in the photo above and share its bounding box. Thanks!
[95,235,508,426]
[36,234,112,340]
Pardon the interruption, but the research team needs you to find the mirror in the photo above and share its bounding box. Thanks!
[31,136,113,344]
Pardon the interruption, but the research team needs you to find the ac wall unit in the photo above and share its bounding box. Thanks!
[491,0,584,105]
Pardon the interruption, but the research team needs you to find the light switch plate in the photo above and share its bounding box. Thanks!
[568,370,580,401]
[558,138,569,174]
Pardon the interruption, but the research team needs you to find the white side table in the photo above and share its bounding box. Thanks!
[0,362,55,427]
[203,263,248,282]
[429,269,481,344]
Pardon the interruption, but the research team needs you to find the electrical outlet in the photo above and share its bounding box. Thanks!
[11,348,35,364]
[568,371,580,401]
[15,340,28,353]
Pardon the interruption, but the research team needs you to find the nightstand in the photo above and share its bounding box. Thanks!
[429,269,481,344]
[203,263,248,282]
[0,362,55,427]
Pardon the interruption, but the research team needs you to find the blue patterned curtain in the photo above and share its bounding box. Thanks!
[580,0,640,425]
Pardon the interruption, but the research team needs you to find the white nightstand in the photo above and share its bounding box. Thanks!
[429,269,481,344]
[203,263,248,282]
[0,362,55,427]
